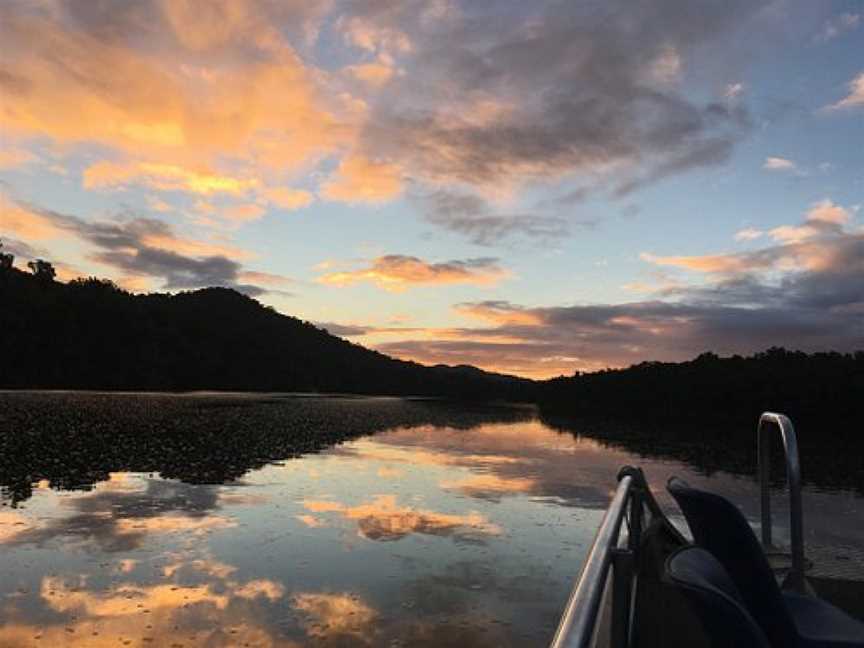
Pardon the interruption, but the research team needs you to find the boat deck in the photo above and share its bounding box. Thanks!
[806,542,864,619]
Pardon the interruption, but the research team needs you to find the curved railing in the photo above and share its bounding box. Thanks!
[552,413,808,647]
[550,466,663,648]
[757,412,806,593]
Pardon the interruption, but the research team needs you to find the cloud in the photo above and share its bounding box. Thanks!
[337,14,413,55]
[0,146,36,169]
[734,227,763,242]
[236,270,293,287]
[83,161,259,195]
[454,301,543,326]
[302,494,501,542]
[440,474,536,499]
[317,254,507,291]
[640,251,755,274]
[825,71,864,111]
[417,189,572,246]
[1,0,769,246]
[1,192,67,240]
[346,61,396,86]
[0,548,290,648]
[0,1,354,196]
[355,0,759,195]
[816,12,860,42]
[320,154,403,204]
[645,200,855,271]
[292,592,377,640]
[147,196,173,213]
[766,200,849,244]
[763,156,796,171]
[805,198,852,225]
[262,186,313,210]
[724,83,745,100]
[2,193,285,295]
[222,203,266,223]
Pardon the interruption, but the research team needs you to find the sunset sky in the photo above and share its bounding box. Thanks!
[1,0,862,378]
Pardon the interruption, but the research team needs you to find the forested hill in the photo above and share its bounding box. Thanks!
[0,265,535,400]
[540,348,864,424]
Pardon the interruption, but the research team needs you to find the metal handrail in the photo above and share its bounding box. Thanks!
[757,412,806,593]
[550,472,637,648]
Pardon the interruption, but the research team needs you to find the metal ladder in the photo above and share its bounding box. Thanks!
[757,412,808,593]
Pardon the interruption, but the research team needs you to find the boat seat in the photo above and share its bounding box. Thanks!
[665,546,771,647]
[668,477,864,648]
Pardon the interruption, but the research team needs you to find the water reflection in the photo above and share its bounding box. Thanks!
[0,393,861,645]
[301,495,501,542]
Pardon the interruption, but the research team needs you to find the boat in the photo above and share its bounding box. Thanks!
[550,412,864,647]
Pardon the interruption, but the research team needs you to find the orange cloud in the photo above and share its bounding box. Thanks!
[139,233,252,260]
[237,270,292,286]
[302,494,501,541]
[222,203,267,222]
[0,147,36,169]
[0,194,65,240]
[805,199,851,225]
[0,558,293,648]
[768,224,822,244]
[346,61,395,86]
[440,473,536,497]
[114,514,236,536]
[320,154,403,203]
[338,16,413,55]
[83,161,259,195]
[0,510,30,543]
[639,251,754,274]
[292,592,377,640]
[234,579,285,601]
[1,7,354,185]
[318,255,507,291]
[454,301,543,326]
[826,71,864,110]
[263,186,314,210]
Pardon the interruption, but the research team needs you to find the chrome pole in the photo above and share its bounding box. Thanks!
[757,412,806,593]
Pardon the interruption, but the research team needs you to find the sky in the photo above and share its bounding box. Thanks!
[1,0,862,379]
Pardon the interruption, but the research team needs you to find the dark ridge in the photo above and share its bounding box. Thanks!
[0,264,535,401]
[539,349,864,424]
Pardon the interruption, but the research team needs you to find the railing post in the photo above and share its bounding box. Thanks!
[550,474,634,648]
[610,549,635,648]
[628,485,643,554]
[758,423,773,548]
[757,412,806,593]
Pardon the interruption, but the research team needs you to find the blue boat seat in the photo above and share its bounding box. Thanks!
[668,477,864,648]
[665,545,771,647]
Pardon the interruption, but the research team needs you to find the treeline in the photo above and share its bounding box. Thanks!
[2,247,863,420]
[540,349,864,425]
[0,257,534,401]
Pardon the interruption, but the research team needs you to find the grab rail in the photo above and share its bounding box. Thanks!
[550,467,648,648]
[757,412,806,593]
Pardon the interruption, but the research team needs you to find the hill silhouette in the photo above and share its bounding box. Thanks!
[0,260,534,400]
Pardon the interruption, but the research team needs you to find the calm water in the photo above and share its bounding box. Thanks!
[0,393,861,646]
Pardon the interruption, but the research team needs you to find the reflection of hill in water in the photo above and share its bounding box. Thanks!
[0,393,533,504]
[540,412,864,495]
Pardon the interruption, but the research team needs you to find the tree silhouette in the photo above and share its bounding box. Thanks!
[27,258,56,281]
[0,241,13,271]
